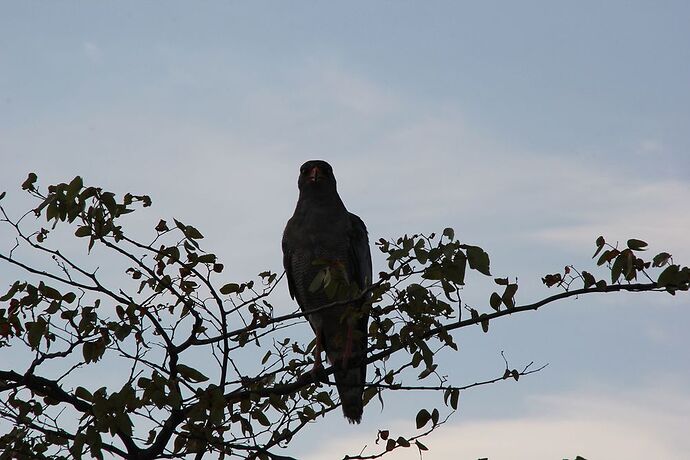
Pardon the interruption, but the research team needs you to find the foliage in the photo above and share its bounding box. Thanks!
[0,175,687,460]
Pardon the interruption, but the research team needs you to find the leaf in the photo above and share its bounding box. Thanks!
[582,271,595,289]
[494,277,508,285]
[592,236,606,258]
[308,270,326,293]
[652,252,672,268]
[442,227,455,240]
[415,409,432,429]
[489,292,501,311]
[386,439,396,451]
[396,437,410,448]
[75,387,93,402]
[611,254,626,283]
[219,283,240,295]
[253,410,271,427]
[184,225,204,240]
[417,365,437,380]
[62,292,77,304]
[480,314,489,333]
[39,282,62,300]
[75,226,91,237]
[657,264,680,288]
[197,254,216,264]
[415,440,429,451]
[155,220,169,232]
[22,172,37,191]
[176,364,209,382]
[450,389,459,410]
[627,239,647,251]
[466,246,491,276]
[67,176,83,199]
[501,284,518,309]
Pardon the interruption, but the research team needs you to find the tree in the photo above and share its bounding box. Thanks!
[0,174,687,460]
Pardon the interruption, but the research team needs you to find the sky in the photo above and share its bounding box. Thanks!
[1,1,689,459]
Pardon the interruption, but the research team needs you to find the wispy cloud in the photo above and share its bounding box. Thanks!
[300,383,690,460]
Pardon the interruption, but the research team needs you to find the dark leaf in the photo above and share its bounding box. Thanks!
[415,409,431,429]
[489,292,501,311]
[627,239,648,251]
[480,314,489,333]
[22,172,37,191]
[501,284,518,309]
[652,252,672,268]
[75,226,91,237]
[177,364,209,382]
[466,246,491,276]
[396,437,410,448]
[219,283,240,295]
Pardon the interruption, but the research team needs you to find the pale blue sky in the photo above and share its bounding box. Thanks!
[1,2,689,458]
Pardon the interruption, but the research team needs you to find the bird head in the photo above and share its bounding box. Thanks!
[297,160,337,193]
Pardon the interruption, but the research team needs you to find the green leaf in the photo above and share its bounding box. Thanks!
[177,364,209,382]
[308,270,326,293]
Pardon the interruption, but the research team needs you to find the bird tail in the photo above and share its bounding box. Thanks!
[334,363,365,424]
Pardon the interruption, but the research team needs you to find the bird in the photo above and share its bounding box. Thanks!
[282,160,372,424]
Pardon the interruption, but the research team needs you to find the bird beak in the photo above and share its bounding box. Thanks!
[308,166,320,183]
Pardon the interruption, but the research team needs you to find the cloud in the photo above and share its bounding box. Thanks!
[299,383,690,460]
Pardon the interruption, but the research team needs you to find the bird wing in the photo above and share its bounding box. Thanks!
[347,212,372,293]
[281,228,297,301]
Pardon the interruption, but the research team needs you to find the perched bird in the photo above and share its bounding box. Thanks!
[282,160,372,424]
